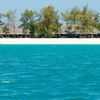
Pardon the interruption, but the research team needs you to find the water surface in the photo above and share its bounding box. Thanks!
[0,45,100,100]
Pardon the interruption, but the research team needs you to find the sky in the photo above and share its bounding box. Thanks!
[0,0,100,23]
[0,0,100,13]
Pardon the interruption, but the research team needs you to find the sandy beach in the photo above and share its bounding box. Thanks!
[0,38,100,44]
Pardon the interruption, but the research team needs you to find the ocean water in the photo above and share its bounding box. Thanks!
[0,45,100,100]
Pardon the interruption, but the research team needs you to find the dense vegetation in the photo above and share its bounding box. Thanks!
[0,5,100,38]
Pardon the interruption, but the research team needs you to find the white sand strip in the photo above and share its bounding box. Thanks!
[0,38,100,44]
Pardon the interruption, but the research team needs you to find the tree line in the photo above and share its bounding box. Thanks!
[0,5,100,38]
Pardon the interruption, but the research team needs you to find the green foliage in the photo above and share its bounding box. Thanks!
[0,5,100,38]
[3,10,17,34]
[19,9,39,37]
[62,5,100,34]
[0,13,4,25]
[2,24,9,35]
[36,6,60,38]
[62,7,80,25]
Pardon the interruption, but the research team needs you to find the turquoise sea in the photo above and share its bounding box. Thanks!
[0,45,100,100]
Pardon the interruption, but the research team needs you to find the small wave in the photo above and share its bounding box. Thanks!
[19,75,32,78]
[1,80,14,84]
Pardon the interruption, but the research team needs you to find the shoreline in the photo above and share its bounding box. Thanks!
[0,38,100,44]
